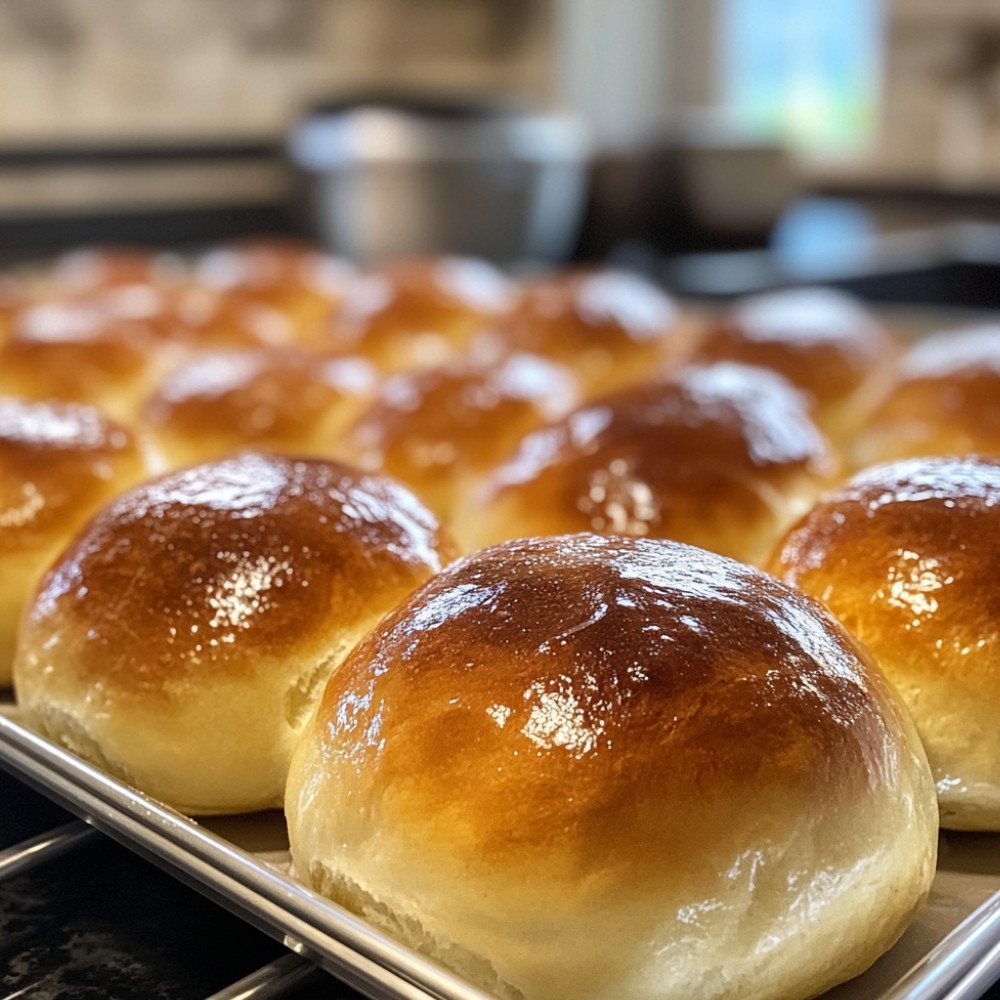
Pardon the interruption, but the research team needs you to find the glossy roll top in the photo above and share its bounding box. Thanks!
[141,346,378,468]
[768,454,1000,829]
[286,533,937,1000]
[192,239,355,347]
[491,267,682,394]
[0,294,183,420]
[853,325,1000,467]
[460,361,837,565]
[329,256,516,372]
[14,452,456,814]
[0,396,149,685]
[693,287,898,440]
[338,351,579,525]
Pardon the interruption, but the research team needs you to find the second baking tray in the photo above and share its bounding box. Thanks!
[4,704,1000,1000]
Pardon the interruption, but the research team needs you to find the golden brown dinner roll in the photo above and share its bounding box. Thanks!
[141,347,378,468]
[14,452,455,815]
[489,267,684,395]
[0,396,149,686]
[166,288,304,351]
[338,350,579,526]
[0,295,184,421]
[44,245,183,296]
[853,325,1000,467]
[693,287,898,441]
[286,533,938,1000]
[460,361,837,565]
[193,239,355,347]
[768,455,1000,831]
[0,275,23,344]
[329,256,516,372]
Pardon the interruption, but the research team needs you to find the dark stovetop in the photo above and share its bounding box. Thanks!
[0,767,355,1000]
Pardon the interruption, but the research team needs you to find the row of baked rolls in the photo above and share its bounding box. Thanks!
[5,445,939,1000]
[0,245,692,418]
[15,248,1000,486]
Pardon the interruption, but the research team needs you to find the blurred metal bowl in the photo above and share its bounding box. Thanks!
[287,98,589,266]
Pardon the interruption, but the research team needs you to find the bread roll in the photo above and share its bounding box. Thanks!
[490,267,684,395]
[45,246,183,296]
[193,239,355,346]
[286,533,938,1000]
[767,455,1000,830]
[141,347,378,468]
[460,361,837,565]
[0,396,148,685]
[853,325,1000,467]
[339,351,579,526]
[0,295,184,421]
[166,288,302,351]
[694,287,898,441]
[0,276,22,345]
[329,257,516,372]
[14,452,455,814]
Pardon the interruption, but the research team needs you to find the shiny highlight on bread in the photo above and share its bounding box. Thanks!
[0,396,148,685]
[768,454,1000,830]
[460,361,837,565]
[694,287,898,441]
[14,452,455,814]
[287,533,938,1000]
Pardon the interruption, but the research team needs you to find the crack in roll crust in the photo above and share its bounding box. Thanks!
[767,455,1000,830]
[286,534,938,1000]
[14,452,456,814]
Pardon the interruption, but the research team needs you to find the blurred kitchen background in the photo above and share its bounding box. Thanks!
[2,0,1000,304]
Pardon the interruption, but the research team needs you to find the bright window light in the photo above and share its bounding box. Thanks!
[719,0,885,154]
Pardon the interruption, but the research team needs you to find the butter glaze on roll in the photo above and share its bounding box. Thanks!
[14,452,455,814]
[767,455,1000,830]
[339,351,579,526]
[0,295,184,420]
[0,397,148,685]
[329,257,516,372]
[0,275,24,344]
[693,288,897,441]
[853,325,1000,466]
[286,534,938,1000]
[461,361,837,565]
[45,246,183,296]
[193,240,355,347]
[490,267,683,395]
[141,347,378,468]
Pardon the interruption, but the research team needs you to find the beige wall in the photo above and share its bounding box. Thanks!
[867,0,1000,186]
[0,0,555,146]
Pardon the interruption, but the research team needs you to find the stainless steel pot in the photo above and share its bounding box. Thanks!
[287,98,589,265]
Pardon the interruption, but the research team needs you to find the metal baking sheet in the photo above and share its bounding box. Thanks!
[3,701,1000,1000]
